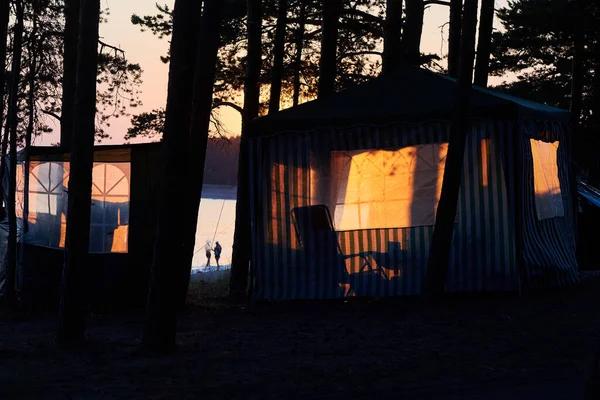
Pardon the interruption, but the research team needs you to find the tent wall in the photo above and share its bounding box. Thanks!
[249,120,523,300]
[515,121,579,289]
[15,144,162,310]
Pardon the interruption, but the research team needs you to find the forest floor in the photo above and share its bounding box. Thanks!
[1,273,600,399]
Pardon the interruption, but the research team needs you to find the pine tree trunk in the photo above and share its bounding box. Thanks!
[570,6,584,268]
[177,0,223,309]
[402,0,424,66]
[447,0,462,77]
[4,0,24,308]
[57,0,100,345]
[269,0,287,113]
[473,0,494,87]
[588,30,600,187]
[230,0,262,299]
[60,0,80,151]
[382,0,403,75]
[24,5,39,235]
[318,0,342,97]
[422,0,478,297]
[292,0,306,106]
[0,0,10,221]
[142,0,202,351]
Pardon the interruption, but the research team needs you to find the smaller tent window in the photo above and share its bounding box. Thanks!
[530,139,564,220]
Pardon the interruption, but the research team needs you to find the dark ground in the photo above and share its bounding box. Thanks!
[1,274,600,399]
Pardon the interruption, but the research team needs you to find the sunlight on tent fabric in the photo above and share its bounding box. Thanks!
[270,163,317,247]
[19,161,131,253]
[481,139,489,187]
[331,143,448,230]
[529,139,564,220]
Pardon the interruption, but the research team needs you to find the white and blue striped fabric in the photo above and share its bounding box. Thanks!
[247,119,578,300]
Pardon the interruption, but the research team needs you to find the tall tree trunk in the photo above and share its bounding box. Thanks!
[177,0,223,309]
[0,0,10,221]
[142,0,202,351]
[4,0,24,308]
[269,0,287,113]
[229,0,262,299]
[589,29,600,187]
[570,4,584,271]
[318,0,342,97]
[57,0,100,344]
[60,0,80,151]
[24,5,39,235]
[447,0,462,77]
[382,0,403,75]
[292,0,306,106]
[473,0,494,87]
[402,0,424,66]
[422,0,478,296]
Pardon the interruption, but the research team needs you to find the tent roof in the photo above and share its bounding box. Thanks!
[251,66,569,135]
[18,141,161,162]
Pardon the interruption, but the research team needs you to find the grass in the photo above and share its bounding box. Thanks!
[186,272,231,304]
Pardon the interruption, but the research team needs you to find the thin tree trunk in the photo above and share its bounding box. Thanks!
[57,0,101,345]
[142,0,202,351]
[589,29,600,187]
[24,5,39,235]
[473,0,494,87]
[4,0,24,308]
[402,0,424,66]
[0,0,10,221]
[292,0,306,106]
[60,0,80,151]
[422,0,478,296]
[230,0,262,299]
[382,0,403,75]
[318,0,342,97]
[570,6,584,271]
[177,0,223,309]
[447,0,462,77]
[269,0,287,113]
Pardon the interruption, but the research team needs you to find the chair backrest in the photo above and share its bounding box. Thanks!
[291,205,335,248]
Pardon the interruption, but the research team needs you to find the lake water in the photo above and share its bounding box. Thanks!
[191,184,237,273]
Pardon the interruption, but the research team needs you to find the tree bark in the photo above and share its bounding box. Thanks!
[422,0,478,297]
[318,0,342,98]
[588,28,600,187]
[177,0,223,309]
[4,0,24,308]
[292,0,306,106]
[382,0,403,75]
[57,0,101,345]
[447,0,462,77]
[24,3,40,235]
[60,0,80,151]
[570,3,584,270]
[473,0,494,87]
[230,0,262,299]
[0,0,10,221]
[269,0,287,113]
[402,0,424,66]
[142,0,202,352]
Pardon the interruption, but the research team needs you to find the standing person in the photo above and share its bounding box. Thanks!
[214,241,222,269]
[205,240,212,267]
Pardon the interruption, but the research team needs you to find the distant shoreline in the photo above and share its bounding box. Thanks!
[202,184,238,201]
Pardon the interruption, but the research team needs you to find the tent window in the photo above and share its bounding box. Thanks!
[330,143,448,230]
[19,161,131,253]
[530,139,564,220]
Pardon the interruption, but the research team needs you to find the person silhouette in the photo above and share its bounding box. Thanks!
[205,241,212,267]
[214,241,222,269]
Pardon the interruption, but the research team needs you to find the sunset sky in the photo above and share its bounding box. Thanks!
[36,0,509,146]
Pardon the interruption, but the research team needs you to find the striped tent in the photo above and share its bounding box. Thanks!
[247,66,578,300]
